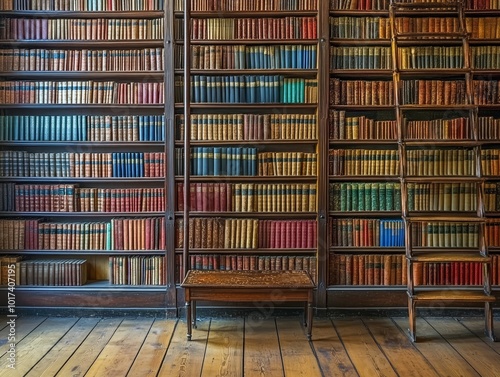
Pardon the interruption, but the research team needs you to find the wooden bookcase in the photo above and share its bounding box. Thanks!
[0,1,177,310]
[0,0,498,314]
[176,0,324,308]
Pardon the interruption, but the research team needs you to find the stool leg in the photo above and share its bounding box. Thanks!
[408,297,416,342]
[192,301,197,329]
[186,301,192,341]
[307,301,313,341]
[485,302,496,341]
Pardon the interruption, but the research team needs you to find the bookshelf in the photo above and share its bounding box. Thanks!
[0,0,499,315]
[176,0,323,304]
[390,0,495,341]
[327,0,409,307]
[0,0,177,310]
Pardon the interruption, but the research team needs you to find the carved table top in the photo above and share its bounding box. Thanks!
[181,270,315,289]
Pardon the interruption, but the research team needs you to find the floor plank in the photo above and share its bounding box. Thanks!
[392,317,481,377]
[426,317,500,377]
[364,318,440,377]
[333,318,398,377]
[244,317,284,377]
[201,318,244,377]
[84,317,154,377]
[55,318,122,377]
[158,319,210,377]
[311,318,358,377]
[0,317,78,377]
[276,318,322,377]
[127,318,177,377]
[0,316,46,357]
[26,317,100,377]
[458,317,500,354]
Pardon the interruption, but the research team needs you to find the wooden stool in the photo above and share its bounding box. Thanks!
[181,270,315,340]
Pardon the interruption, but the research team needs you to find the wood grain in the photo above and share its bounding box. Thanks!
[26,317,100,377]
[363,318,439,377]
[458,317,500,354]
[276,318,322,377]
[333,318,398,377]
[0,316,46,357]
[311,318,358,377]
[244,317,284,377]
[201,318,244,377]
[0,317,78,377]
[55,318,122,377]
[158,319,210,377]
[84,318,154,377]
[392,317,481,377]
[426,317,500,377]
[127,318,176,377]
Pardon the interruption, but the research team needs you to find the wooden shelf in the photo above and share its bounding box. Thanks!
[410,290,495,302]
[175,248,317,255]
[0,250,166,256]
[0,71,164,80]
[0,40,164,48]
[0,11,165,18]
[0,211,165,217]
[408,252,491,263]
[176,212,317,219]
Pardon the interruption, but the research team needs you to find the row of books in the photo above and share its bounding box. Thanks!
[329,254,500,286]
[401,79,467,105]
[0,81,164,104]
[0,115,165,142]
[395,17,462,36]
[477,116,500,140]
[175,218,317,249]
[329,182,402,212]
[176,182,317,213]
[0,151,165,178]
[407,183,478,212]
[175,148,317,177]
[175,113,317,141]
[0,255,22,285]
[2,0,165,10]
[0,217,166,251]
[397,46,464,70]
[482,149,500,176]
[190,17,318,40]
[328,149,399,176]
[467,18,500,39]
[472,45,500,69]
[330,254,407,286]
[13,259,87,286]
[0,18,164,40]
[190,44,317,70]
[190,75,318,104]
[329,110,397,140]
[486,222,500,247]
[0,48,164,72]
[109,256,165,285]
[484,183,500,212]
[406,149,476,177]
[330,218,405,247]
[182,254,317,284]
[330,46,391,70]
[329,79,394,106]
[474,80,500,105]
[329,0,388,10]
[410,222,479,248]
[405,117,470,140]
[329,17,392,39]
[179,0,317,11]
[1,184,166,213]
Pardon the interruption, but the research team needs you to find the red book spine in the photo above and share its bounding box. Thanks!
[280,221,286,248]
[201,183,208,212]
[207,183,214,211]
[214,183,220,212]
[145,218,151,250]
[270,221,276,248]
[285,221,291,248]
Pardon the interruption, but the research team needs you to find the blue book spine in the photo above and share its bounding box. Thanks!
[200,75,207,102]
[214,147,221,176]
[139,152,144,177]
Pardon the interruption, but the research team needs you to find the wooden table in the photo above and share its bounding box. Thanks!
[181,270,316,340]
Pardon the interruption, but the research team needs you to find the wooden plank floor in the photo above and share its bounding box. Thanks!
[0,315,499,377]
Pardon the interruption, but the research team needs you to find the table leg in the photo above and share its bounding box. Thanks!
[186,300,192,341]
[307,301,313,341]
[303,302,308,326]
[192,300,197,329]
